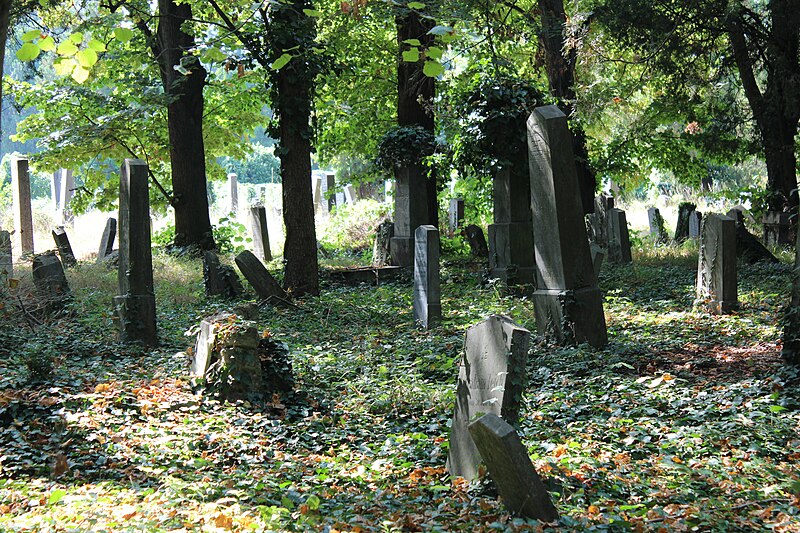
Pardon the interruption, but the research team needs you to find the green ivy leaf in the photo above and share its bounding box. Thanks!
[76,49,98,68]
[422,60,444,77]
[306,494,321,510]
[38,36,56,52]
[202,47,227,63]
[87,39,107,52]
[271,53,292,71]
[407,1,426,8]
[57,41,79,57]
[302,9,322,16]
[402,48,420,62]
[113,27,134,43]
[426,46,443,60]
[48,489,66,505]
[22,30,41,42]
[428,25,453,36]
[402,38,421,46]
[16,43,41,61]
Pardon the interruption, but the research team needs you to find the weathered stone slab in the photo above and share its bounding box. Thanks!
[390,164,429,267]
[447,315,529,481]
[763,211,792,246]
[11,156,33,255]
[235,250,289,303]
[114,159,157,347]
[726,208,779,264]
[448,198,464,236]
[0,230,11,278]
[464,224,489,258]
[249,206,272,262]
[489,166,535,285]
[32,251,70,310]
[689,210,702,239]
[323,173,337,212]
[647,207,669,244]
[585,194,612,250]
[607,208,632,264]
[372,220,394,267]
[97,218,117,262]
[344,185,357,205]
[674,202,696,243]
[328,266,404,286]
[590,243,604,279]
[51,227,77,267]
[58,169,75,226]
[203,250,243,298]
[527,105,607,347]
[468,413,558,522]
[312,175,322,213]
[228,173,239,214]
[413,225,441,328]
[697,214,737,314]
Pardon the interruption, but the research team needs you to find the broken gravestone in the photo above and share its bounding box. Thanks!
[696,213,738,314]
[372,220,394,267]
[97,218,117,263]
[203,250,243,298]
[447,315,529,481]
[249,205,272,263]
[726,207,779,264]
[235,250,289,304]
[464,224,489,259]
[468,413,558,522]
[51,227,77,267]
[32,251,70,311]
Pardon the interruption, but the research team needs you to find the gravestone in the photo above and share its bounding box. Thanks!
[0,230,12,278]
[488,166,536,285]
[696,213,737,314]
[647,207,669,244]
[674,202,696,243]
[312,175,322,213]
[689,210,702,239]
[11,156,34,255]
[468,414,559,522]
[249,205,272,262]
[390,164,429,267]
[32,251,70,310]
[51,170,62,213]
[57,169,75,225]
[527,105,607,347]
[464,224,489,258]
[607,208,632,264]
[448,198,465,236]
[413,225,441,328]
[234,250,289,303]
[113,159,158,347]
[585,194,613,250]
[726,207,779,264]
[372,220,394,267]
[344,185,357,205]
[203,251,243,298]
[763,211,792,246]
[227,173,239,214]
[590,243,605,279]
[97,218,117,262]
[51,227,77,267]
[322,173,337,212]
[447,315,529,481]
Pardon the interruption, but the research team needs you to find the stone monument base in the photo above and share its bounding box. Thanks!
[533,287,607,348]
[488,222,536,285]
[390,236,414,267]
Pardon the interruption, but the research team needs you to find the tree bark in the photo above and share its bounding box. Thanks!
[396,10,438,227]
[538,0,596,214]
[155,0,215,250]
[0,0,12,144]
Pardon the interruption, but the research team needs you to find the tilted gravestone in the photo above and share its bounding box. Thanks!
[390,164,429,267]
[689,210,702,239]
[227,173,239,214]
[590,243,605,279]
[448,198,465,236]
[726,207,779,264]
[11,156,34,255]
[343,185,357,205]
[0,230,12,278]
[696,213,738,314]
[32,251,70,310]
[464,224,489,258]
[674,202,697,243]
[235,250,289,303]
[763,211,792,246]
[249,205,272,262]
[51,227,77,267]
[97,218,117,262]
[527,105,608,347]
[607,208,632,264]
[447,315,529,481]
[647,207,669,244]
[413,225,441,328]
[372,220,394,267]
[488,166,536,285]
[203,250,243,298]
[468,413,559,522]
[113,159,158,347]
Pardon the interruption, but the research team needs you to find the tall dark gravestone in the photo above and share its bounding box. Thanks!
[488,166,536,285]
[447,315,529,481]
[113,159,158,347]
[763,211,792,246]
[607,208,632,264]
[51,227,77,267]
[527,106,607,347]
[249,206,272,262]
[322,173,337,213]
[390,164,429,267]
[674,202,697,243]
[11,156,34,255]
[413,225,441,328]
[448,198,465,236]
[97,218,117,262]
[697,213,738,314]
[464,224,489,258]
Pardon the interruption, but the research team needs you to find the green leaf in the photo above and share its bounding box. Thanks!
[422,60,444,77]
[428,25,453,36]
[76,49,98,68]
[407,1,426,8]
[306,495,321,510]
[71,65,90,84]
[402,39,421,46]
[57,41,79,57]
[202,47,227,63]
[53,58,75,76]
[769,405,787,413]
[69,32,83,44]
[271,53,292,71]
[87,39,107,52]
[302,9,322,16]
[16,43,41,62]
[426,46,443,60]
[22,30,41,43]
[113,27,134,43]
[402,48,420,62]
[38,36,56,52]
[48,489,66,505]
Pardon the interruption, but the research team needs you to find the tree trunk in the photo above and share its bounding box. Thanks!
[0,0,11,144]
[538,0,596,214]
[783,220,800,364]
[396,10,438,227]
[156,0,215,250]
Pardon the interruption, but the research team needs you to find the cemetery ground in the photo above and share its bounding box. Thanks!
[1,239,799,532]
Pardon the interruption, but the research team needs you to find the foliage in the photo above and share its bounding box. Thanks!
[375,125,437,170]
[219,144,281,184]
[213,216,251,255]
[319,199,390,253]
